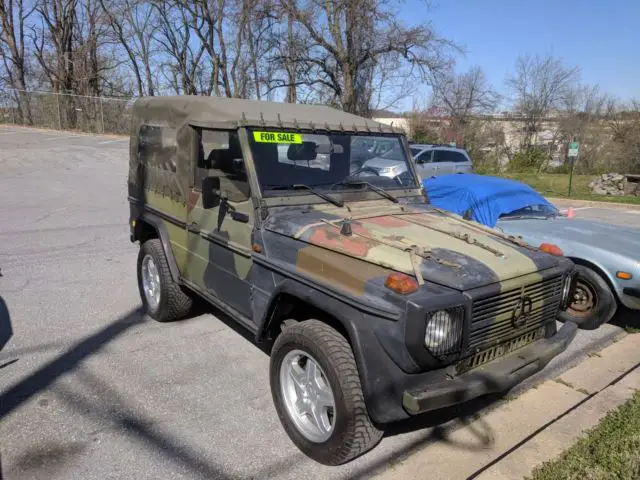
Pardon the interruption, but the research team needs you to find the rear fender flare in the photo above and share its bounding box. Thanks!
[133,213,181,282]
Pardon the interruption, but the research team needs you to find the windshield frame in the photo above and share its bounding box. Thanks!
[242,127,425,206]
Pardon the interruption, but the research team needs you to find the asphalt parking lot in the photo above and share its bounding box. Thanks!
[0,126,636,480]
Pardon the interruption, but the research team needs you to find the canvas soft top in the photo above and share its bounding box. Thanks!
[131,95,403,134]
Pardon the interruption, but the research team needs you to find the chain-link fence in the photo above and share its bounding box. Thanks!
[0,88,134,135]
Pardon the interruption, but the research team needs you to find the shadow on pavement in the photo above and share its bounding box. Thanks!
[50,368,238,480]
[0,306,303,479]
[0,295,13,353]
[0,307,145,419]
[351,378,509,479]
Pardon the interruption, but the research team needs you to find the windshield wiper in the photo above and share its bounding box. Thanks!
[263,184,344,207]
[333,180,399,203]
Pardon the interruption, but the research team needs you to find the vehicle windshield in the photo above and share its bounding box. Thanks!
[500,203,560,219]
[247,129,418,195]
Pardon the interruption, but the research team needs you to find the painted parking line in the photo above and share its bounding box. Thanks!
[98,139,127,145]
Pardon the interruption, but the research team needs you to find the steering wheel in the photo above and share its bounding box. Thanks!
[349,165,380,177]
[393,170,413,187]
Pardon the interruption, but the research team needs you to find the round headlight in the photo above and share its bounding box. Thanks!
[424,309,464,357]
[425,310,453,348]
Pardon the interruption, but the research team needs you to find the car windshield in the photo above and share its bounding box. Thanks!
[500,203,560,219]
[247,129,418,195]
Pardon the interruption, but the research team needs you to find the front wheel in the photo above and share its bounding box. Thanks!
[558,265,617,329]
[269,320,383,465]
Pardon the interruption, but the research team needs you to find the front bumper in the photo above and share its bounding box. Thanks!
[402,321,578,414]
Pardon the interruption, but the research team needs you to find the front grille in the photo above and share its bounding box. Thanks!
[457,326,546,374]
[468,275,563,351]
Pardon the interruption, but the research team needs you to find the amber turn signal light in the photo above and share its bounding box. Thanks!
[539,243,564,256]
[616,271,633,280]
[385,273,418,294]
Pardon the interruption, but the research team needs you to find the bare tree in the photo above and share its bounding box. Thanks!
[280,0,458,116]
[31,0,79,127]
[555,84,609,171]
[0,0,36,122]
[431,66,499,121]
[73,0,122,97]
[32,0,77,94]
[605,98,640,173]
[506,54,579,149]
[99,0,158,97]
[429,65,499,145]
[153,1,205,95]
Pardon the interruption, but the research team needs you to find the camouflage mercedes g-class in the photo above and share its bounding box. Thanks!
[128,96,578,465]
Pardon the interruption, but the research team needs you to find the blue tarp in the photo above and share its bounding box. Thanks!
[422,173,554,228]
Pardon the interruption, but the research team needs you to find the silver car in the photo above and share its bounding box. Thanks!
[360,143,473,182]
[409,144,474,178]
[423,173,640,330]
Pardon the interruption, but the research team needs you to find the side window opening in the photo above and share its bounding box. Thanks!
[416,151,432,164]
[433,150,451,163]
[193,128,250,203]
[450,151,469,163]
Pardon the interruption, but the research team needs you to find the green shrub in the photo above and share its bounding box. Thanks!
[508,148,549,173]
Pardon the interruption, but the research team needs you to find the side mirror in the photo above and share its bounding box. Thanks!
[232,157,246,174]
[202,176,221,209]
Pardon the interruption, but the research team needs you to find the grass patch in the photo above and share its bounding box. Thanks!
[499,173,640,205]
[527,390,640,480]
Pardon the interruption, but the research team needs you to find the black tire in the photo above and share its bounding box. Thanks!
[269,320,383,465]
[558,264,617,330]
[137,238,193,322]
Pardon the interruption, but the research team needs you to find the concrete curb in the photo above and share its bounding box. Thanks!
[548,197,640,211]
[373,333,640,480]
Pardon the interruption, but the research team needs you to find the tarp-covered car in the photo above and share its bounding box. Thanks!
[128,96,578,465]
[424,173,640,329]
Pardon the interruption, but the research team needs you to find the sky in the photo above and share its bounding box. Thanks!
[395,0,640,111]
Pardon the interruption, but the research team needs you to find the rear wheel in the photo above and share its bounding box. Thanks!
[137,238,193,322]
[269,320,383,465]
[558,265,617,329]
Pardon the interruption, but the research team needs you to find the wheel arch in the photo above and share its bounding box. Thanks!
[567,256,620,303]
[257,282,359,350]
[132,214,181,282]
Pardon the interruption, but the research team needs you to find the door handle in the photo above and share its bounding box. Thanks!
[230,211,249,223]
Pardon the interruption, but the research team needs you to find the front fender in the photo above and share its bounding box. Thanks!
[256,279,411,424]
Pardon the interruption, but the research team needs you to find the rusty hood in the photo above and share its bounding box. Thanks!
[263,202,560,291]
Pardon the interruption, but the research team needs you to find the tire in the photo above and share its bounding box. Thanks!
[137,238,193,322]
[558,265,617,330]
[269,320,383,465]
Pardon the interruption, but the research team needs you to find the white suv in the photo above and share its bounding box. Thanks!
[409,144,473,179]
